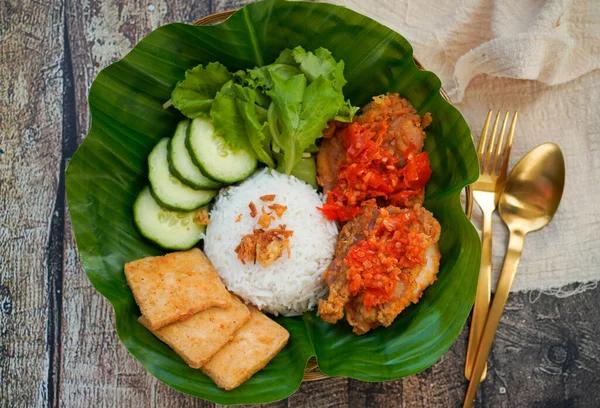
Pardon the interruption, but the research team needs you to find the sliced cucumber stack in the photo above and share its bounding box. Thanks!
[134,186,207,250]
[186,117,257,184]
[168,120,223,189]
[148,138,217,211]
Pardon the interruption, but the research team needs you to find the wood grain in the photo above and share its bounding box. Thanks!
[0,1,66,406]
[1,0,599,407]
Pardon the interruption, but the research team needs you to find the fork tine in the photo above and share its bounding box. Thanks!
[482,111,501,174]
[491,112,510,175]
[499,112,518,178]
[477,110,493,161]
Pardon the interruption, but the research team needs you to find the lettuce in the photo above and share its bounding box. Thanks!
[170,47,357,181]
[211,82,275,167]
[171,62,231,118]
[266,71,344,174]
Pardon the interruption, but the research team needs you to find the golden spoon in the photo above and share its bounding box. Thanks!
[463,143,565,408]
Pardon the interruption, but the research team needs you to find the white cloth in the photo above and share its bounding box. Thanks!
[327,0,600,292]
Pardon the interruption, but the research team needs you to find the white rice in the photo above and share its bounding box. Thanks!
[204,168,338,316]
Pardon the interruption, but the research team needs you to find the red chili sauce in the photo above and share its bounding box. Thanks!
[343,207,426,309]
[319,120,432,222]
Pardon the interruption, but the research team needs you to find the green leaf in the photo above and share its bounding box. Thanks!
[66,0,480,404]
[233,85,275,167]
[291,46,347,90]
[275,154,318,188]
[244,63,301,90]
[266,72,343,174]
[210,81,249,150]
[210,82,275,167]
[171,62,232,118]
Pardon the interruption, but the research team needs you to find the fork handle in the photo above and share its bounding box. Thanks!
[465,207,493,380]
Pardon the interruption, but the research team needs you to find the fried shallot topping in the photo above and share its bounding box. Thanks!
[260,194,276,202]
[235,214,242,223]
[193,207,210,226]
[249,201,258,218]
[235,225,294,268]
[258,207,274,228]
[268,203,287,218]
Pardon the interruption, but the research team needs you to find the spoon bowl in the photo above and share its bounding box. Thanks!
[498,143,565,233]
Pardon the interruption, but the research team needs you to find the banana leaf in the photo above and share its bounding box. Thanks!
[66,0,480,404]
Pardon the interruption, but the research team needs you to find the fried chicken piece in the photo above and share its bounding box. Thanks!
[345,242,441,335]
[317,122,348,194]
[318,202,380,324]
[318,201,441,335]
[358,94,429,163]
[316,93,430,196]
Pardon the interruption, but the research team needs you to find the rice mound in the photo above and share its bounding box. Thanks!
[204,169,338,316]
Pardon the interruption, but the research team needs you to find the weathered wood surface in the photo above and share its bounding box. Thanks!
[0,0,66,406]
[1,0,599,407]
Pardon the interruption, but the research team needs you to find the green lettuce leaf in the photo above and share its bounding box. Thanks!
[211,82,275,167]
[244,63,300,90]
[266,70,346,174]
[181,47,355,175]
[275,154,318,188]
[291,46,346,90]
[171,62,231,118]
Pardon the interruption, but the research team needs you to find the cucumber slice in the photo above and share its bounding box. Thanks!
[168,120,223,189]
[134,186,207,250]
[148,138,217,211]
[186,117,257,184]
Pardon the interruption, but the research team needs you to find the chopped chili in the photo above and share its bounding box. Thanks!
[319,121,431,222]
[344,207,426,310]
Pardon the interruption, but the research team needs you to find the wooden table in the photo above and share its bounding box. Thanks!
[1,0,599,406]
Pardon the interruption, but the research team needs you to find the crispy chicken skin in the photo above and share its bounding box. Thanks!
[317,93,439,335]
[318,201,441,335]
[316,94,431,195]
[316,122,347,194]
[358,94,430,161]
[318,202,380,324]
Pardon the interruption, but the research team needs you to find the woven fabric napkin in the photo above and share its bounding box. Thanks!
[328,0,600,292]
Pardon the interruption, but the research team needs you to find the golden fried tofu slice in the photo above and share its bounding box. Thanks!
[202,306,290,390]
[139,294,250,368]
[124,248,231,329]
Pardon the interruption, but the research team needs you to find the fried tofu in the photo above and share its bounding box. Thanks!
[124,248,231,329]
[139,294,251,368]
[202,306,289,390]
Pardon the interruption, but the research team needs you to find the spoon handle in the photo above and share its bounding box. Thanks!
[463,230,525,408]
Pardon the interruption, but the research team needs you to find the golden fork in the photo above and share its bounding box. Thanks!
[465,110,518,381]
